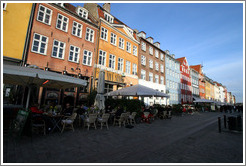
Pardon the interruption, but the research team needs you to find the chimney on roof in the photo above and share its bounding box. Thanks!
[103,3,111,13]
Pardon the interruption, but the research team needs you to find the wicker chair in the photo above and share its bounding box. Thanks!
[61,113,77,133]
[129,112,137,125]
[97,113,110,130]
[113,113,126,127]
[84,114,98,130]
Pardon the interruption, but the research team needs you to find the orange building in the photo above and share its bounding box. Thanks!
[190,65,206,99]
[84,3,139,93]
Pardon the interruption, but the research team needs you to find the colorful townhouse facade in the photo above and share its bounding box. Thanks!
[165,51,181,105]
[84,3,139,93]
[136,31,167,106]
[213,82,220,102]
[190,65,206,99]
[176,57,192,104]
[3,3,34,65]
[25,3,99,106]
[190,67,199,100]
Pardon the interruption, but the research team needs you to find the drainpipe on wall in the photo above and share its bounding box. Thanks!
[21,3,36,66]
[92,19,101,92]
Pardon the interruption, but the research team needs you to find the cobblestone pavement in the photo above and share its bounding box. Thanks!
[3,111,243,164]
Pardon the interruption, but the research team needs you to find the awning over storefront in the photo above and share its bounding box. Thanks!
[3,64,87,89]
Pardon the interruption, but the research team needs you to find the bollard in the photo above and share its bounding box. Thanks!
[218,117,221,133]
[224,115,227,128]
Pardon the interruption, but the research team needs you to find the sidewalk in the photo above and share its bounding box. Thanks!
[3,111,243,163]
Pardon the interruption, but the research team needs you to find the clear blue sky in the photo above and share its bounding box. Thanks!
[73,2,244,103]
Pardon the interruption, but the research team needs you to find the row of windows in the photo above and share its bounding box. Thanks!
[140,70,164,85]
[141,42,164,60]
[192,87,199,95]
[98,50,137,75]
[101,27,137,56]
[181,65,190,74]
[167,80,179,90]
[181,94,193,103]
[31,33,92,65]
[169,93,179,102]
[141,56,164,73]
[181,75,191,83]
[166,68,180,79]
[37,4,95,42]
[181,83,192,91]
[192,78,199,85]
[166,58,179,70]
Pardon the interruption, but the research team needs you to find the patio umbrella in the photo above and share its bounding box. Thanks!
[3,64,87,110]
[105,84,170,98]
[193,98,215,103]
[94,69,105,111]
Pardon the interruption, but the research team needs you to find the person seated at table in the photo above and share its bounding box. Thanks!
[62,103,73,116]
[77,103,88,123]
[115,106,124,118]
[105,105,113,114]
[30,103,44,114]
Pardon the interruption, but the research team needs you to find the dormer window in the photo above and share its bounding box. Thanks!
[147,37,153,44]
[137,32,146,39]
[104,12,114,23]
[127,27,133,36]
[56,3,64,7]
[76,7,88,19]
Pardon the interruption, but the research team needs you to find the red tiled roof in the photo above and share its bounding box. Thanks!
[176,57,185,63]
[190,65,201,73]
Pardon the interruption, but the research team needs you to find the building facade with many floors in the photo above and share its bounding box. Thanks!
[84,3,139,94]
[26,3,99,106]
[176,57,192,104]
[165,51,181,105]
[136,31,167,105]
[190,67,199,100]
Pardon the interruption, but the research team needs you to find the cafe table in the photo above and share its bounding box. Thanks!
[43,113,64,134]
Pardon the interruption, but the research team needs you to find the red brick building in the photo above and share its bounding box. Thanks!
[26,3,98,106]
[176,57,192,104]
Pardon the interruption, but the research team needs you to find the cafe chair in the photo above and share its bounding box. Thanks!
[152,109,159,120]
[129,112,137,125]
[61,113,77,133]
[160,111,168,119]
[97,113,110,130]
[84,114,98,130]
[31,114,46,135]
[125,112,131,125]
[113,113,126,127]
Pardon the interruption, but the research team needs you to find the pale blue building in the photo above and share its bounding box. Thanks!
[165,51,181,105]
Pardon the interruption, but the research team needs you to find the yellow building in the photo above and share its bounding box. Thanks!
[205,77,211,100]
[84,3,139,93]
[3,3,33,65]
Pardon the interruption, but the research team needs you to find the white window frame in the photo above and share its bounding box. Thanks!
[56,13,69,32]
[72,21,82,38]
[132,63,137,75]
[51,39,66,59]
[155,62,159,71]
[141,70,146,80]
[68,45,80,63]
[126,61,131,74]
[3,3,7,10]
[110,32,117,46]
[141,55,146,66]
[118,57,124,72]
[104,12,114,23]
[109,54,116,69]
[37,4,52,25]
[77,7,88,19]
[160,76,164,85]
[133,46,137,56]
[99,50,106,66]
[119,37,124,49]
[160,53,164,61]
[155,49,159,58]
[160,64,164,73]
[155,75,159,84]
[85,27,95,43]
[126,42,131,53]
[141,42,146,51]
[149,72,153,82]
[149,46,153,55]
[83,49,93,66]
[31,33,48,55]
[101,27,108,41]
[149,59,153,69]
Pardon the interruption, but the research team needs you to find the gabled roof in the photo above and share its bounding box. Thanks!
[190,64,202,73]
[176,57,186,64]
